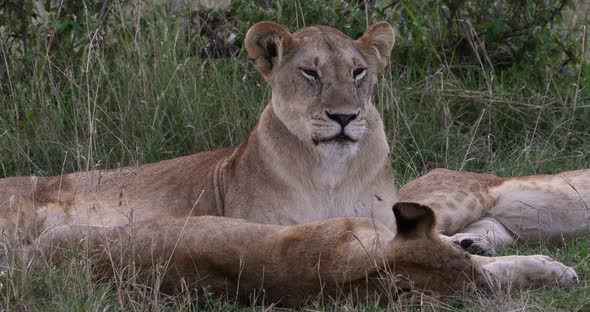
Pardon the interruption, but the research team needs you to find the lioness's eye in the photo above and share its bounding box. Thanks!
[299,68,320,82]
[352,68,367,80]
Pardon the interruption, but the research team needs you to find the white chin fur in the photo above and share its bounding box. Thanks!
[317,141,359,159]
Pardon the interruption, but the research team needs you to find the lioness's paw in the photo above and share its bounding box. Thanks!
[529,255,578,287]
[481,255,578,289]
[450,233,496,256]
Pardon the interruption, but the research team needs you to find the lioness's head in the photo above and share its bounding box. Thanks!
[245,22,394,157]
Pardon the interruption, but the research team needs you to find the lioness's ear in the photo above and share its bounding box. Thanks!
[393,202,436,239]
[245,21,293,82]
[356,22,395,72]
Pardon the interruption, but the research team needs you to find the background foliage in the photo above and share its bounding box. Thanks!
[0,0,589,310]
[0,0,588,179]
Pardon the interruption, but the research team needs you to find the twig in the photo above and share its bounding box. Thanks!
[382,0,401,12]
[93,0,111,33]
[161,190,205,277]
[501,0,568,40]
[460,107,486,171]
[565,25,586,145]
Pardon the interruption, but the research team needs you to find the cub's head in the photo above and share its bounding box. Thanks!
[245,22,394,157]
[390,202,487,296]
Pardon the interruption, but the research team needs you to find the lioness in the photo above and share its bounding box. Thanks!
[0,21,580,296]
[36,203,577,306]
[0,21,397,239]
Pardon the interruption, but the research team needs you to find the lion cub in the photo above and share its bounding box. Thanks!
[400,168,590,255]
[36,202,576,306]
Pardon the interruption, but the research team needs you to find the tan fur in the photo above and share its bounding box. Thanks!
[399,169,506,235]
[0,22,580,302]
[35,205,479,305]
[0,22,397,238]
[33,203,577,305]
[399,168,590,251]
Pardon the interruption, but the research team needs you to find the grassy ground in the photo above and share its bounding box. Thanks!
[1,2,589,311]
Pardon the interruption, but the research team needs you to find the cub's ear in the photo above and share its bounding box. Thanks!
[356,22,395,72]
[245,21,294,82]
[393,202,436,239]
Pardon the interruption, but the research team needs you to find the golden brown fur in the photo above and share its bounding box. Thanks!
[38,203,482,305]
[0,22,581,304]
[35,202,578,305]
[0,22,398,240]
[400,168,590,254]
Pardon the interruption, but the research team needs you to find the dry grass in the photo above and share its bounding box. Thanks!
[1,1,589,310]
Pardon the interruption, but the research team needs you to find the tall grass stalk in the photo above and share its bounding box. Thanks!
[0,1,588,311]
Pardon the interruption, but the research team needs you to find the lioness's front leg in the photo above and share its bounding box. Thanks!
[472,254,578,289]
[399,169,506,255]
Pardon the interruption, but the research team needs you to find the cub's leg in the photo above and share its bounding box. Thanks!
[399,169,505,255]
[472,254,578,289]
[401,168,590,255]
[448,168,590,253]
[486,169,590,243]
[443,217,515,256]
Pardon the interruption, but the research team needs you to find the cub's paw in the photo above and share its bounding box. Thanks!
[449,233,496,256]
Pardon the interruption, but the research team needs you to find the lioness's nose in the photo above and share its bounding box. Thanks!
[326,112,358,127]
